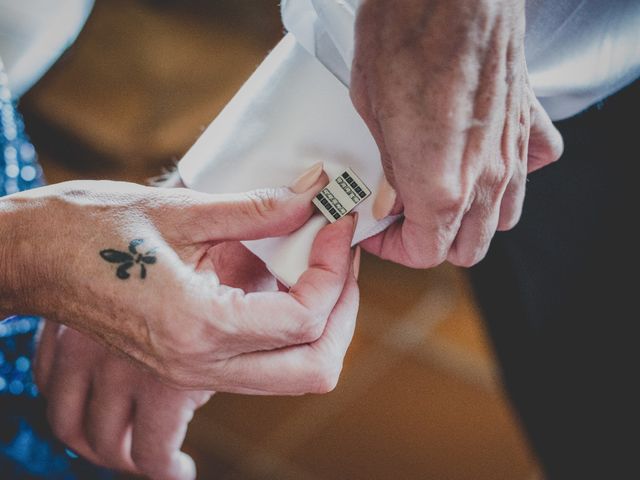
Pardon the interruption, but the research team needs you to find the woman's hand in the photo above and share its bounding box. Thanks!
[2,167,359,392]
[351,0,563,268]
[35,322,211,480]
[35,230,358,479]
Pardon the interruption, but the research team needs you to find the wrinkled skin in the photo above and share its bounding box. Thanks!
[2,177,358,392]
[352,0,564,268]
[35,240,333,480]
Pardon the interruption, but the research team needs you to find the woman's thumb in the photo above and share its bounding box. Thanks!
[186,163,328,242]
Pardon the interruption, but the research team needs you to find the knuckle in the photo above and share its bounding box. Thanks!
[399,231,449,269]
[409,252,447,270]
[499,213,521,232]
[312,370,341,394]
[49,415,76,446]
[435,192,465,214]
[131,447,173,474]
[483,161,513,193]
[308,359,342,394]
[408,232,453,270]
[429,184,466,218]
[452,248,486,267]
[450,234,492,267]
[294,311,326,344]
[499,195,524,232]
[131,448,158,471]
[448,253,466,268]
[402,206,464,270]
[243,188,281,220]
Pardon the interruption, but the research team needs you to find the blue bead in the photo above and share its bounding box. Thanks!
[5,163,19,178]
[20,142,35,160]
[20,165,37,181]
[8,379,23,395]
[15,356,30,372]
[3,145,16,162]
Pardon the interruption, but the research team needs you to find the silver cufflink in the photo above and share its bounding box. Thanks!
[313,168,372,222]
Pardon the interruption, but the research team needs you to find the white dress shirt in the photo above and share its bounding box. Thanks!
[178,0,640,285]
[0,0,94,97]
[525,0,640,120]
[282,0,640,120]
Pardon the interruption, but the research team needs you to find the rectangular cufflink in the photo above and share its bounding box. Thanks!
[312,168,372,223]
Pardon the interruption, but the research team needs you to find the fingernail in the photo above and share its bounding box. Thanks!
[289,162,324,193]
[352,246,361,279]
[372,177,397,220]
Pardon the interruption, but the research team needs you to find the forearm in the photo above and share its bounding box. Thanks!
[0,196,26,317]
[0,189,63,320]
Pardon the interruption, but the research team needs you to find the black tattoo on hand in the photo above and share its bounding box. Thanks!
[100,239,157,280]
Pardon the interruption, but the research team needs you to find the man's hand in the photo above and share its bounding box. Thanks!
[351,0,563,268]
[2,167,359,393]
[35,322,211,480]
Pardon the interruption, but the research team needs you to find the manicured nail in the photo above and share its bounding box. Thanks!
[289,162,324,193]
[352,246,361,279]
[372,177,397,220]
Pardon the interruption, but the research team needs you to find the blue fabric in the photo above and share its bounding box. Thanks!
[1,60,112,479]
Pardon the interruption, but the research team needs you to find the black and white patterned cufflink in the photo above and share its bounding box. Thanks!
[312,168,371,222]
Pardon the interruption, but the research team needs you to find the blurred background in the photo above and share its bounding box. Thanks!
[8,0,540,478]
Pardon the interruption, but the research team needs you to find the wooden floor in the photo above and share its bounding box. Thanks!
[19,1,539,478]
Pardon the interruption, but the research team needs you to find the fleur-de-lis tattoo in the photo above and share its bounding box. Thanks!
[100,239,157,280]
